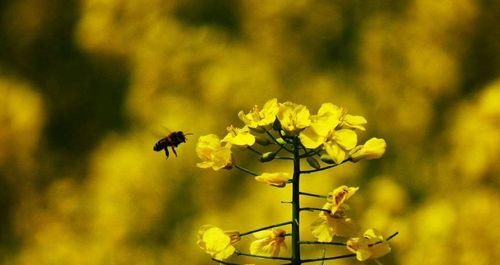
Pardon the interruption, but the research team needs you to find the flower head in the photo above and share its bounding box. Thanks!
[277,101,311,134]
[310,203,358,242]
[198,225,240,260]
[298,103,367,163]
[350,138,387,162]
[254,172,290,187]
[222,125,256,147]
[347,229,391,261]
[196,134,233,170]
[299,103,343,149]
[238,98,279,128]
[249,228,287,257]
[326,185,359,215]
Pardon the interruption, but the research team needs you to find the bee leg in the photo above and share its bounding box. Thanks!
[164,147,170,158]
[171,146,177,157]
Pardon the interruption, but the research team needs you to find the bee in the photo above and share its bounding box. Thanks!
[154,131,192,158]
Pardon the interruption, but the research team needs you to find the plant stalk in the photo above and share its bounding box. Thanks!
[291,137,301,264]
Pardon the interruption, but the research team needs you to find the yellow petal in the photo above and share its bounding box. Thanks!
[213,244,236,260]
[343,114,367,131]
[327,186,359,214]
[260,98,279,126]
[254,172,290,187]
[324,142,347,164]
[310,217,333,242]
[350,138,386,161]
[333,129,357,150]
[299,127,326,149]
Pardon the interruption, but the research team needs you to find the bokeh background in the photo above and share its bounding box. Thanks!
[1,0,499,264]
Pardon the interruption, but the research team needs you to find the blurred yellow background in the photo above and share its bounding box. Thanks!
[0,0,499,264]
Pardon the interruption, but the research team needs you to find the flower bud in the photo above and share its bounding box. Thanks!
[260,152,276,162]
[276,138,286,145]
[350,138,386,162]
[320,154,336,164]
[306,156,321,169]
[255,135,271,146]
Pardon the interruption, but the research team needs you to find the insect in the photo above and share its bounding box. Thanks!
[154,131,193,158]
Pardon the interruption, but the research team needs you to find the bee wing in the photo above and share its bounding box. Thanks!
[161,126,172,135]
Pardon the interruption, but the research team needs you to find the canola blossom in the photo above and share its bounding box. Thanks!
[238,98,280,128]
[198,225,240,260]
[249,229,287,257]
[350,138,387,162]
[222,125,256,147]
[326,185,359,215]
[346,229,391,261]
[310,204,358,242]
[277,102,311,133]
[196,99,395,264]
[254,172,291,187]
[196,134,233,170]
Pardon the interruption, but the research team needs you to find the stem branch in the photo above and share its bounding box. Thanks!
[239,221,293,237]
[234,165,258,176]
[299,241,346,246]
[300,254,356,263]
[300,160,350,174]
[299,192,327,199]
[235,251,292,261]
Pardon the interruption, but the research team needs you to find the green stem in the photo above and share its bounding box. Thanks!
[239,221,293,237]
[300,159,350,174]
[387,231,399,241]
[235,251,292,261]
[299,191,327,199]
[264,128,294,153]
[300,254,356,263]
[234,165,258,176]
[299,207,330,213]
[247,146,262,155]
[299,241,346,246]
[211,258,241,265]
[291,137,301,264]
[276,156,294,160]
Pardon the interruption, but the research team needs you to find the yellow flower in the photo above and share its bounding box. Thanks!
[310,203,358,242]
[299,103,343,148]
[277,101,311,133]
[249,228,287,257]
[222,125,256,147]
[299,103,366,156]
[346,229,391,261]
[254,172,290,187]
[197,225,240,260]
[323,129,358,164]
[350,138,387,162]
[238,98,279,128]
[326,185,359,215]
[196,134,233,170]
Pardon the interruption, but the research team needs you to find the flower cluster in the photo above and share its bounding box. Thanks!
[195,99,395,264]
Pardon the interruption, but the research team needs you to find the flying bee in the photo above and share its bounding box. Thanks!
[154,130,193,158]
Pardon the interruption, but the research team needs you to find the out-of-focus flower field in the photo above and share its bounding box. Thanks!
[0,0,499,264]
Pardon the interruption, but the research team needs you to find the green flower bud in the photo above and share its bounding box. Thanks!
[255,135,271,146]
[259,152,276,162]
[306,156,321,169]
[276,138,286,145]
[320,154,336,164]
